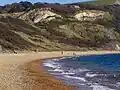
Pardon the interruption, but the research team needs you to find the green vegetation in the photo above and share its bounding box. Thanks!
[82,0,120,5]
[92,12,114,27]
[0,3,120,52]
[0,14,116,52]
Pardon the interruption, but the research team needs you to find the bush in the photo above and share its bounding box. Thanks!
[92,12,113,27]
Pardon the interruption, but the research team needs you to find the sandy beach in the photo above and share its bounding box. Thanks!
[0,51,120,90]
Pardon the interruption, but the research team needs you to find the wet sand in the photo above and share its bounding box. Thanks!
[0,51,120,90]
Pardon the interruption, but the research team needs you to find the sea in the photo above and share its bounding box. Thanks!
[43,54,120,90]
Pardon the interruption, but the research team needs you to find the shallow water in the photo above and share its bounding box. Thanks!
[43,54,120,90]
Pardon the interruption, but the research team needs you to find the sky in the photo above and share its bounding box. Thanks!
[0,0,92,6]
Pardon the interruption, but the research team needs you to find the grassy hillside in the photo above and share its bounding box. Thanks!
[0,10,119,53]
[0,17,86,52]
[82,0,120,5]
[0,2,120,52]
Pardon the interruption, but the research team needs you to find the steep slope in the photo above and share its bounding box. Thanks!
[0,16,84,52]
[0,7,120,52]
[18,8,62,24]
[81,0,120,5]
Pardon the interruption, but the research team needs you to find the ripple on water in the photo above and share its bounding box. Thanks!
[43,54,120,90]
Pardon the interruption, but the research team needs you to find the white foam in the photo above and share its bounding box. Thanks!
[48,68,75,75]
[117,82,120,85]
[116,82,120,87]
[59,57,68,60]
[64,75,86,82]
[69,68,90,73]
[90,84,115,90]
[54,68,63,72]
[50,73,62,75]
[61,72,75,75]
[86,73,98,78]
[43,60,61,69]
[78,68,90,72]
[48,68,64,72]
[51,59,60,61]
[43,63,56,68]
[50,57,71,61]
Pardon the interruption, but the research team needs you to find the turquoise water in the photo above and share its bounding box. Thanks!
[43,54,120,90]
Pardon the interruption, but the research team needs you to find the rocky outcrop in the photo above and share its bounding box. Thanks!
[19,8,62,23]
[75,10,105,21]
[0,1,32,13]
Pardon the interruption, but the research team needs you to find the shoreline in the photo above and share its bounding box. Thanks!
[22,51,120,90]
[23,58,75,90]
[0,51,120,90]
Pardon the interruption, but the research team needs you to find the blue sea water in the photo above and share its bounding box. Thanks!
[43,54,120,90]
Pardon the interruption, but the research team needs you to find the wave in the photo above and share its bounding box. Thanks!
[61,72,75,75]
[43,60,61,69]
[69,68,90,73]
[90,84,115,90]
[49,57,72,61]
[48,68,64,72]
[43,62,56,68]
[43,55,120,90]
[86,73,98,78]
[85,72,105,78]
[63,75,87,82]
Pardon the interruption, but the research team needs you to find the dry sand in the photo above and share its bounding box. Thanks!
[0,51,120,90]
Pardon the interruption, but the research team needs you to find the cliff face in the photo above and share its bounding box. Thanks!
[19,8,62,24]
[0,2,120,52]
[75,10,105,21]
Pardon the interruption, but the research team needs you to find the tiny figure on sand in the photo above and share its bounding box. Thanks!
[61,51,63,54]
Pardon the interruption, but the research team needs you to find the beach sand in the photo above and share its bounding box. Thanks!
[0,51,120,90]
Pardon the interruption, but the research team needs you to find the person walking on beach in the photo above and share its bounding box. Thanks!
[61,51,63,54]
[73,53,76,55]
